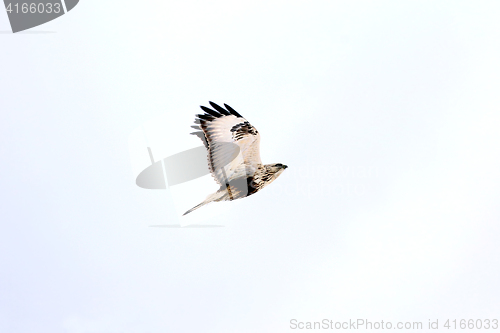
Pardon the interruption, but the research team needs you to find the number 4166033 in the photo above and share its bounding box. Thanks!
[5,3,62,14]
[444,319,498,329]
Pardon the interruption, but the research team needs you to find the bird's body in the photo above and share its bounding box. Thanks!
[183,102,287,215]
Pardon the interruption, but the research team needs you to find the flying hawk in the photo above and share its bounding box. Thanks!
[183,102,288,215]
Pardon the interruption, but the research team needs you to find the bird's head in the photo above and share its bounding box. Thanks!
[265,163,288,180]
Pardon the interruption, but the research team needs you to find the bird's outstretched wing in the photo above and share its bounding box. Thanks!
[193,102,262,186]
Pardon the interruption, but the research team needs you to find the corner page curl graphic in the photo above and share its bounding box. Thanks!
[3,0,79,33]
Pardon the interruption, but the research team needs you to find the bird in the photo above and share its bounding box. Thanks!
[183,101,288,215]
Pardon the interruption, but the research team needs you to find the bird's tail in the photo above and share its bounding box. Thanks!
[183,190,228,216]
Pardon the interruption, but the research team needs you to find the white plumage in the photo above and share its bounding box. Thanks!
[184,102,287,215]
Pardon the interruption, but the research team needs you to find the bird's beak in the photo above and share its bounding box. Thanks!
[282,165,288,169]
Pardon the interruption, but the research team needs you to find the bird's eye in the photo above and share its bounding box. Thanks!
[276,163,282,167]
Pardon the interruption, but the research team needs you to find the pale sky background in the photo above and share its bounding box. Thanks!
[1,1,500,332]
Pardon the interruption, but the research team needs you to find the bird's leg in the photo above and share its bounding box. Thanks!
[226,183,234,200]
